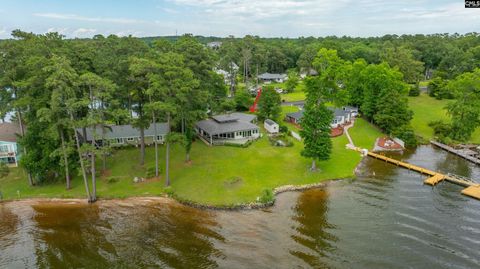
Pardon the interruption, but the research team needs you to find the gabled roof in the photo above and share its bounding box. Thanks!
[286,107,350,122]
[258,73,287,80]
[0,122,20,143]
[77,123,169,141]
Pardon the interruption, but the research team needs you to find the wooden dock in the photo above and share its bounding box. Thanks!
[431,140,480,165]
[349,146,480,200]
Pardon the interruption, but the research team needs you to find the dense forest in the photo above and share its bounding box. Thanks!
[1,30,479,200]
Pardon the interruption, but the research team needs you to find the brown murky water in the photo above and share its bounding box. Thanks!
[1,145,480,268]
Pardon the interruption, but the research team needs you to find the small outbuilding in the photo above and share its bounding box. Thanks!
[264,119,279,134]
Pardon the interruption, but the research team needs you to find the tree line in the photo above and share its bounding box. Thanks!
[0,31,227,202]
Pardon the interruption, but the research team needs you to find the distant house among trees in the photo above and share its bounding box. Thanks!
[258,73,288,83]
[77,123,169,147]
[195,112,260,145]
[299,68,318,79]
[285,107,357,128]
[206,41,222,50]
[264,119,279,134]
[0,122,21,166]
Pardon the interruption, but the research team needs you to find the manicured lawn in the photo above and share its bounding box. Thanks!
[0,119,381,205]
[349,118,383,150]
[281,81,306,102]
[408,94,480,143]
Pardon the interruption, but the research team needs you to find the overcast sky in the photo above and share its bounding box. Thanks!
[1,0,479,38]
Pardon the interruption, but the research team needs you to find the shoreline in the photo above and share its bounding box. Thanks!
[0,176,356,210]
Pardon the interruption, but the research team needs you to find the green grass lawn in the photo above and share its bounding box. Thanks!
[0,118,381,205]
[408,94,480,143]
[281,81,306,102]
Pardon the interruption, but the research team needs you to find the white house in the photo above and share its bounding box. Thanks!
[0,122,21,166]
[258,73,287,83]
[195,113,260,145]
[264,119,279,134]
[285,107,355,128]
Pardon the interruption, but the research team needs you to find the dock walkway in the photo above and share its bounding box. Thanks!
[431,140,480,165]
[348,146,480,200]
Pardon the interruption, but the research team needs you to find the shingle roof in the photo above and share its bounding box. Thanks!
[0,122,20,143]
[196,112,258,135]
[258,73,287,80]
[77,123,169,141]
[286,111,304,120]
[286,108,350,121]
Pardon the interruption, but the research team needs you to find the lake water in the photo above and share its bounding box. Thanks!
[1,145,480,268]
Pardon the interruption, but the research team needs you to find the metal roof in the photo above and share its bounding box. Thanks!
[196,113,258,135]
[77,123,169,141]
[265,119,278,126]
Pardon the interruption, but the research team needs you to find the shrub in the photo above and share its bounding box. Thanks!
[408,84,420,96]
[106,176,120,184]
[258,189,275,204]
[428,120,452,138]
[279,125,289,133]
[0,163,9,178]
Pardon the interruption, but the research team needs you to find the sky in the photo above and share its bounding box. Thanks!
[0,0,479,38]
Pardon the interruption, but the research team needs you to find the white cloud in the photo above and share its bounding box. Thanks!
[73,28,97,37]
[47,27,69,35]
[33,13,146,24]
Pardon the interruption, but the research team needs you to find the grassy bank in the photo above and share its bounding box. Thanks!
[0,118,381,206]
[408,94,480,143]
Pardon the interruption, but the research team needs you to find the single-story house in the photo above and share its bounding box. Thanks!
[285,111,304,125]
[264,119,279,134]
[0,122,21,166]
[195,112,260,145]
[258,73,288,83]
[77,123,169,147]
[285,106,357,128]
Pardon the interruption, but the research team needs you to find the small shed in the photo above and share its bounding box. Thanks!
[264,119,279,134]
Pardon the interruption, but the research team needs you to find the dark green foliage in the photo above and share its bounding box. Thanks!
[374,90,413,134]
[257,86,281,121]
[234,90,252,111]
[428,120,452,139]
[392,126,417,147]
[428,77,452,99]
[445,69,480,141]
[300,77,333,166]
[409,84,420,96]
[279,125,289,133]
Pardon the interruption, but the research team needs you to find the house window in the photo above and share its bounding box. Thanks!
[127,137,135,142]
[0,145,10,152]
[157,135,162,141]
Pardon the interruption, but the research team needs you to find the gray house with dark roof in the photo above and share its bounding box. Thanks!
[285,107,357,127]
[77,123,169,146]
[195,113,260,145]
[258,73,287,83]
